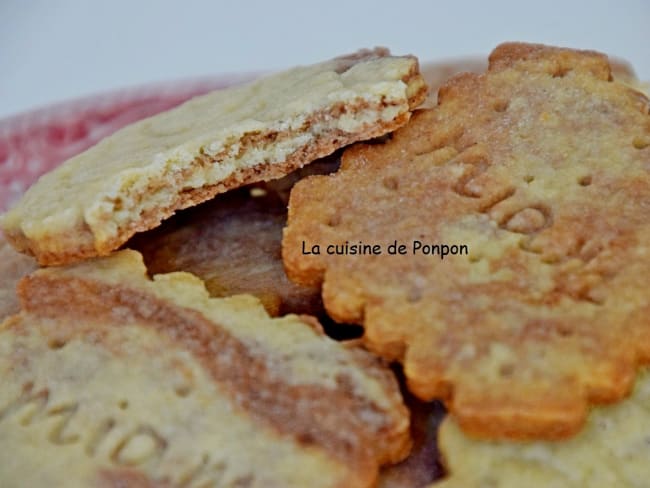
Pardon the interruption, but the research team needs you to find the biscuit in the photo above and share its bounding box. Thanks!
[434,369,650,488]
[0,232,36,320]
[283,43,650,439]
[0,250,411,487]
[130,155,340,316]
[2,49,427,265]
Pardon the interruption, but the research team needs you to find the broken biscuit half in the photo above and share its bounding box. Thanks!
[2,48,426,265]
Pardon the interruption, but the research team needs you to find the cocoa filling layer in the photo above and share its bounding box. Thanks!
[17,273,401,469]
[98,98,409,245]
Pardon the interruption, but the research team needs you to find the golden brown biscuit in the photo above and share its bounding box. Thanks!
[283,42,650,440]
[131,155,340,317]
[2,49,427,266]
[0,250,410,487]
[434,369,650,488]
[0,232,36,320]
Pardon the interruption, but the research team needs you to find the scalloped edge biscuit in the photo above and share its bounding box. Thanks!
[0,249,413,487]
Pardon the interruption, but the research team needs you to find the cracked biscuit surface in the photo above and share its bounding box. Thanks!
[2,49,426,265]
[0,250,410,488]
[283,43,650,440]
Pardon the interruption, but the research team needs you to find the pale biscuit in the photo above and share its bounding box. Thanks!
[283,43,650,439]
[434,369,650,488]
[0,250,410,487]
[2,49,427,265]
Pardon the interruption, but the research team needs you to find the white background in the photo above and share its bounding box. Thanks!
[1,0,648,119]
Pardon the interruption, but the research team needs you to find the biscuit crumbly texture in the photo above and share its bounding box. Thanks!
[283,42,650,440]
[0,250,410,488]
[2,48,427,265]
[435,369,650,488]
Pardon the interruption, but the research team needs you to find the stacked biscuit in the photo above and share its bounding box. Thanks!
[1,44,649,487]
